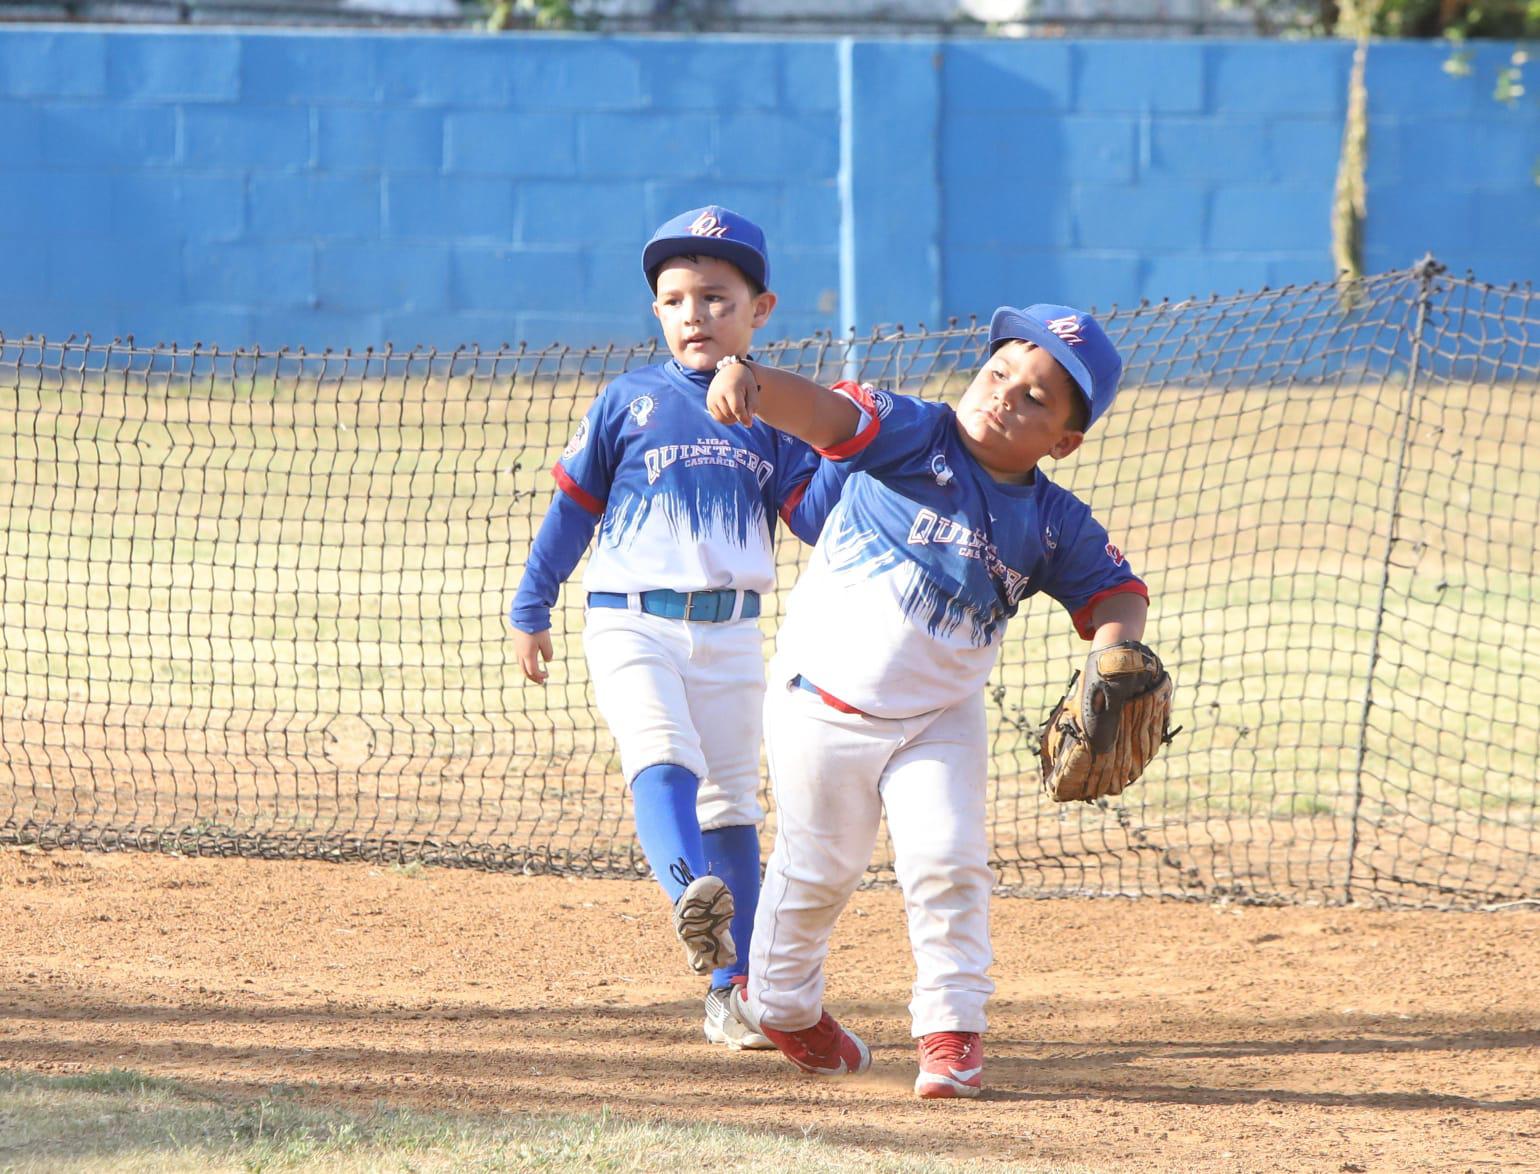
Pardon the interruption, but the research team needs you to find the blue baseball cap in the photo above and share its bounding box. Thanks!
[988,304,1123,429]
[642,205,770,291]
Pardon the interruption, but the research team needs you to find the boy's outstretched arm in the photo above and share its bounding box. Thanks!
[708,361,860,451]
[1089,590,1149,649]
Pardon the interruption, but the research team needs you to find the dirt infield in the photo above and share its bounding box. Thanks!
[1,848,1536,1171]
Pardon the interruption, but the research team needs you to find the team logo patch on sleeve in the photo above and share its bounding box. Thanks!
[627,395,656,428]
[562,417,590,460]
[1105,542,1124,566]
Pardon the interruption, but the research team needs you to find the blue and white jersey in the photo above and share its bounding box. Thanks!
[777,383,1147,719]
[553,359,821,596]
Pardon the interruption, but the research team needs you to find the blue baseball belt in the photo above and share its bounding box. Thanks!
[587,588,760,623]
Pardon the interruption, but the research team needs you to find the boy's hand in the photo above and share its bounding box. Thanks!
[708,362,760,427]
[512,628,555,684]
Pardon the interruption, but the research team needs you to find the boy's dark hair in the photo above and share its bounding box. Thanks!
[648,253,767,298]
[1066,391,1089,434]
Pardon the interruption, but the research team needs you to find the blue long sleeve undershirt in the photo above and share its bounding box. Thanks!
[509,490,600,635]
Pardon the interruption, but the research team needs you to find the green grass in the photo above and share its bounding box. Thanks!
[0,1068,1039,1173]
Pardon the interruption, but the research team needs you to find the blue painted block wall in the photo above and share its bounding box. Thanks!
[0,29,1535,350]
[937,39,1540,318]
[0,29,843,349]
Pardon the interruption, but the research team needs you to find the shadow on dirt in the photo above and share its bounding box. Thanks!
[6,989,1538,1116]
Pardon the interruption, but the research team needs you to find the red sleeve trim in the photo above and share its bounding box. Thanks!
[815,380,882,461]
[778,477,810,526]
[552,463,604,516]
[1070,579,1150,641]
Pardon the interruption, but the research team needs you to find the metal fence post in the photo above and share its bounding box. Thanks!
[1343,253,1446,903]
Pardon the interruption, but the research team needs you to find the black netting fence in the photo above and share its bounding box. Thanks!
[2,260,1537,909]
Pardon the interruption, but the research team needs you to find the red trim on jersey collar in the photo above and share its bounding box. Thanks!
[815,380,882,461]
[1070,579,1150,641]
[553,463,604,516]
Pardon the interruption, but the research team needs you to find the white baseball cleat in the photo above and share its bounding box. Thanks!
[672,873,736,975]
[703,976,774,1049]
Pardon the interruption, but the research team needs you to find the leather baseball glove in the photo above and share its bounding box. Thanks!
[1039,640,1176,803]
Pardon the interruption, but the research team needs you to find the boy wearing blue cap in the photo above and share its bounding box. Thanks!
[705,305,1155,1097]
[510,206,841,1050]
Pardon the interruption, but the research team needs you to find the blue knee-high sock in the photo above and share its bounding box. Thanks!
[631,764,707,904]
[702,823,760,988]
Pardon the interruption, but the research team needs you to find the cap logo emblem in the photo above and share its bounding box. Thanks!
[1044,315,1084,346]
[688,212,731,239]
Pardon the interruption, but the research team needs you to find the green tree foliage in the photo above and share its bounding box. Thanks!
[1366,0,1539,39]
[1228,0,1538,37]
[483,0,584,31]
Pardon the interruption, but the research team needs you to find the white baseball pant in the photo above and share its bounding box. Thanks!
[582,604,765,831]
[747,664,995,1036]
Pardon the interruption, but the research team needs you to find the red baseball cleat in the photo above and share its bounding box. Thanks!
[915,1031,983,1098]
[729,983,871,1077]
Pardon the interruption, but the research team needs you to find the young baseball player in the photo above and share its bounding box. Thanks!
[509,206,843,1051]
[705,304,1152,1098]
